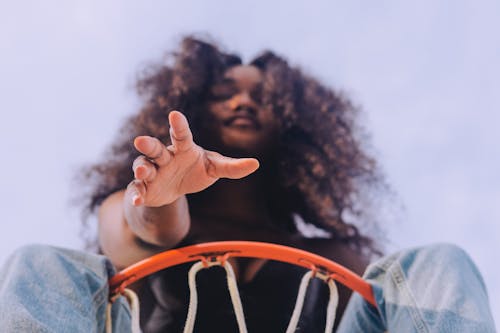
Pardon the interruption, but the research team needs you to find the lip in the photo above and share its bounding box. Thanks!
[224,115,260,128]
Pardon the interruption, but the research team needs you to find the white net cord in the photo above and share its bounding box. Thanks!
[286,271,339,333]
[184,260,248,333]
[106,262,340,333]
[105,288,141,333]
[325,278,339,332]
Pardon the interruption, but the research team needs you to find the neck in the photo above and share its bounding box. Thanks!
[189,170,275,227]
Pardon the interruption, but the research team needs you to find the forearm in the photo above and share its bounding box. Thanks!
[98,190,190,269]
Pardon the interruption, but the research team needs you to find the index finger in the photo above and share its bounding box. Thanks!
[134,136,171,166]
[168,111,194,152]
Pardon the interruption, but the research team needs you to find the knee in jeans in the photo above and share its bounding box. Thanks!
[8,244,60,268]
[423,243,471,265]
[399,243,480,277]
[384,243,474,275]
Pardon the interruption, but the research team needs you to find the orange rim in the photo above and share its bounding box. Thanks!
[109,241,376,307]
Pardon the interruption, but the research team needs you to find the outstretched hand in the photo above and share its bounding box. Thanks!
[128,111,259,207]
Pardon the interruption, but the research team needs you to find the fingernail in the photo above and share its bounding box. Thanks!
[132,194,140,206]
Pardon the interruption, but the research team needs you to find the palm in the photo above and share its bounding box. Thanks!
[141,145,214,206]
[130,111,259,207]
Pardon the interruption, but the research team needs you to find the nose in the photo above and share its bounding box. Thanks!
[229,91,258,111]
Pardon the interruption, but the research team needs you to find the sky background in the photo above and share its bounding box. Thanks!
[1,0,498,327]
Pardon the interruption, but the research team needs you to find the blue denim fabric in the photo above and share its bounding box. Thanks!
[0,243,495,332]
[337,243,496,332]
[0,245,131,333]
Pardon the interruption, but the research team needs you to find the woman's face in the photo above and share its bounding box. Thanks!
[202,65,278,157]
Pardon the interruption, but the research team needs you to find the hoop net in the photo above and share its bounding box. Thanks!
[107,241,376,333]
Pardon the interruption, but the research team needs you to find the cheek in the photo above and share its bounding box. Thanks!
[196,105,221,135]
[207,102,229,119]
[260,108,278,129]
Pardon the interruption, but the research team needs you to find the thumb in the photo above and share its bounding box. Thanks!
[205,152,260,179]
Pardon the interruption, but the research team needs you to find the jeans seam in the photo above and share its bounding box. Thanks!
[93,290,132,332]
[92,283,109,309]
[389,261,430,333]
[118,299,132,319]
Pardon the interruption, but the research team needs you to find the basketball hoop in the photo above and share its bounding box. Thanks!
[107,241,376,333]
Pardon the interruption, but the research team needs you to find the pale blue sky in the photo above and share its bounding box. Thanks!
[1,0,499,327]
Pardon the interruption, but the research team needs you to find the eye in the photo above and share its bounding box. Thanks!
[210,84,238,101]
[250,85,263,104]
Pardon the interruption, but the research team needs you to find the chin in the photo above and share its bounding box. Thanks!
[199,126,275,158]
[221,143,261,157]
[219,132,262,155]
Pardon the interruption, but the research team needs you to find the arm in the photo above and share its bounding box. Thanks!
[97,111,259,269]
[98,191,190,270]
[123,190,190,248]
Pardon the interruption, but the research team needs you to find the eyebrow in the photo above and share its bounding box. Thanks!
[214,77,263,90]
[217,78,236,85]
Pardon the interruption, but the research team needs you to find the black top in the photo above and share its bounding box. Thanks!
[140,260,331,332]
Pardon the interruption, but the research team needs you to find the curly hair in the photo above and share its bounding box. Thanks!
[79,36,385,256]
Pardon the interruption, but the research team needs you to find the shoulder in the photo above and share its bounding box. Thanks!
[98,190,126,225]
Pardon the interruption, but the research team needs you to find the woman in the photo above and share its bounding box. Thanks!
[0,36,494,332]
[88,36,379,331]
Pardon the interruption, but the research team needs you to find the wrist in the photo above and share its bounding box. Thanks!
[123,193,190,247]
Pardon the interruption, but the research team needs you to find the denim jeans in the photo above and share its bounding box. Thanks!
[337,244,496,332]
[0,245,131,332]
[0,243,495,332]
